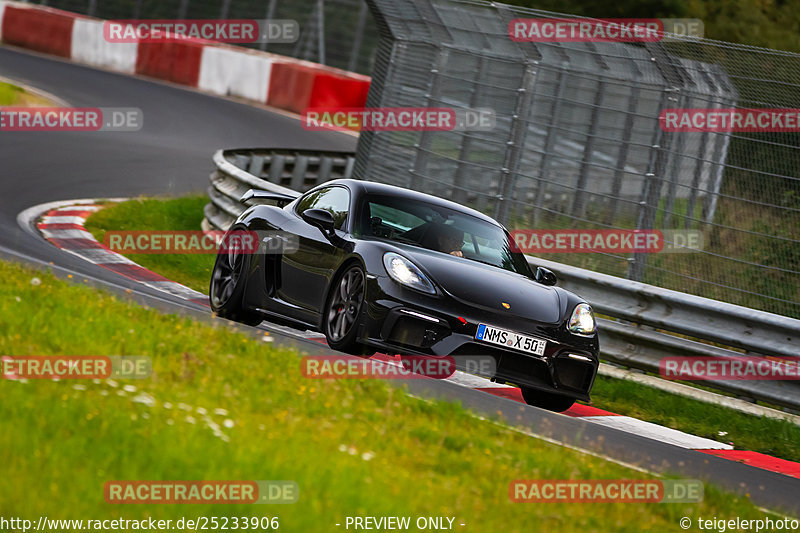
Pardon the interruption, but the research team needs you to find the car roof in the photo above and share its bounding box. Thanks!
[320,179,504,228]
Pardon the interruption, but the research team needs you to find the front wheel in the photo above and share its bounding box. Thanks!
[520,387,575,412]
[323,264,372,355]
[209,229,262,327]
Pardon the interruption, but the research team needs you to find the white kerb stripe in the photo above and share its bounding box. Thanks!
[72,248,136,265]
[39,228,96,240]
[144,281,206,300]
[583,416,734,450]
[40,216,89,225]
[54,205,103,212]
[446,370,514,390]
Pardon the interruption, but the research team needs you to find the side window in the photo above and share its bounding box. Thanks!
[296,186,350,230]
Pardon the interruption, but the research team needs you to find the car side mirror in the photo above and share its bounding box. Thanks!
[534,266,557,286]
[302,208,336,236]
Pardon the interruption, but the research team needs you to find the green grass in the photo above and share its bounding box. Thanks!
[591,378,800,462]
[84,196,800,464]
[0,259,776,528]
[0,81,24,105]
[85,195,215,294]
[0,80,57,106]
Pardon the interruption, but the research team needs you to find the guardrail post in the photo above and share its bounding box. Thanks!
[452,55,486,206]
[494,62,537,226]
[347,1,369,72]
[702,126,730,225]
[628,88,675,282]
[532,63,568,227]
[605,84,640,226]
[290,154,309,191]
[662,91,688,229]
[410,47,449,191]
[219,0,232,19]
[268,153,286,184]
[177,0,190,19]
[259,0,279,52]
[684,129,708,229]
[571,80,605,220]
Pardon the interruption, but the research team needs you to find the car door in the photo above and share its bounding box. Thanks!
[277,186,350,318]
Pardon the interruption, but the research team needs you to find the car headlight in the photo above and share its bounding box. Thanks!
[568,303,596,335]
[383,252,436,294]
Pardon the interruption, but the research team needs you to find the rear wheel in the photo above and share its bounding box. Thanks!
[324,264,372,355]
[520,387,575,412]
[209,229,262,327]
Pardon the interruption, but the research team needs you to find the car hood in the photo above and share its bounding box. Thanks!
[397,246,563,324]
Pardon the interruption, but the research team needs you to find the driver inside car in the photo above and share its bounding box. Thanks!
[435,224,464,257]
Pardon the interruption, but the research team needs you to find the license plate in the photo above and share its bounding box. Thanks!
[475,324,547,356]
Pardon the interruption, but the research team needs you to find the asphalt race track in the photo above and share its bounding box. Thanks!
[2,46,799,515]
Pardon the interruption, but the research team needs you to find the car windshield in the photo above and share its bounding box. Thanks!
[356,194,532,277]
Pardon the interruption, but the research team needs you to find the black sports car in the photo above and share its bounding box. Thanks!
[210,179,599,411]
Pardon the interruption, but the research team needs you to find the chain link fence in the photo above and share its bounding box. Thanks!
[354,0,800,319]
[31,0,799,318]
[25,0,380,73]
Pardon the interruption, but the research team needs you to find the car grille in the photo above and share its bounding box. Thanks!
[450,343,552,385]
[451,343,594,393]
[554,357,595,391]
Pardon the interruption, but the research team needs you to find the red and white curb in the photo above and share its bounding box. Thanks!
[30,200,800,480]
[478,385,730,449]
[33,200,208,307]
[0,0,371,118]
[473,380,800,478]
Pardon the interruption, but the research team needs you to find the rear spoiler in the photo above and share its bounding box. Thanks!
[240,189,296,206]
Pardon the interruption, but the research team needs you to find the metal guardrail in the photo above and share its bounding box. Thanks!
[204,148,800,411]
[533,256,800,409]
[202,148,355,232]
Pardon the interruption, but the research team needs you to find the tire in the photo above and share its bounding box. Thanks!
[520,387,575,412]
[323,263,372,355]
[209,228,263,327]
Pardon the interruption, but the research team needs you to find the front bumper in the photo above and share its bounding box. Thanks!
[359,275,599,401]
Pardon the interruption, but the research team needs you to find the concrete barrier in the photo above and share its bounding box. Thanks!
[0,2,7,42]
[0,1,373,116]
[71,18,138,74]
[136,40,205,86]
[198,46,274,103]
[2,4,76,57]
